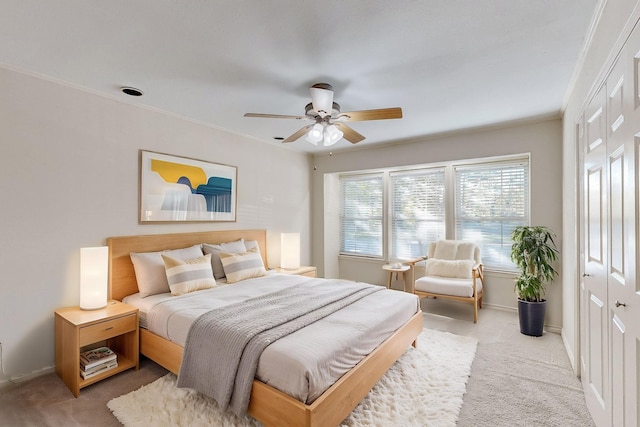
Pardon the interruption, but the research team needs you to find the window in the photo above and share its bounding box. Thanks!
[338,155,529,270]
[390,168,446,259]
[340,173,383,257]
[454,160,529,270]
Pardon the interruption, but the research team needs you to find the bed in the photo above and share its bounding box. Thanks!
[107,229,423,427]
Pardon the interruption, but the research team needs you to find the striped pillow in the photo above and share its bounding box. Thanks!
[161,253,217,295]
[130,244,204,297]
[219,247,266,284]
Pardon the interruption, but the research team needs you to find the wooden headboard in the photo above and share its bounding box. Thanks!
[107,229,268,301]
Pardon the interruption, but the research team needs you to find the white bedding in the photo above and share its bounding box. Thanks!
[124,273,420,403]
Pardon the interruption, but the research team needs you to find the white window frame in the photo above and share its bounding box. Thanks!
[339,172,385,258]
[338,154,530,271]
[389,167,446,260]
[454,159,530,271]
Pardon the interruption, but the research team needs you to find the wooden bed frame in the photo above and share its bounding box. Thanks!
[107,229,423,427]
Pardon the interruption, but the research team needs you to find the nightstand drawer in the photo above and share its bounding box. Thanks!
[79,313,136,346]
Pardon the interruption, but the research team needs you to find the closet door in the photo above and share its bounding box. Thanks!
[581,85,609,426]
[581,26,640,426]
[605,53,635,427]
[608,26,640,427]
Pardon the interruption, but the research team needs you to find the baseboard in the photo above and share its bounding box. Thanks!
[0,365,55,390]
[484,303,561,334]
[544,324,562,334]
[483,302,516,312]
[561,329,579,376]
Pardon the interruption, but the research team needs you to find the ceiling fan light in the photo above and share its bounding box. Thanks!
[323,124,343,146]
[306,123,324,144]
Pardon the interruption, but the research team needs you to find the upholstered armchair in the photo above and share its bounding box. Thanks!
[407,240,484,323]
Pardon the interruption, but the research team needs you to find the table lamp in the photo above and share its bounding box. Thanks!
[281,233,300,269]
[80,246,109,310]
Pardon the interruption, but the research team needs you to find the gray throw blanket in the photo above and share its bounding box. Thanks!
[176,279,382,417]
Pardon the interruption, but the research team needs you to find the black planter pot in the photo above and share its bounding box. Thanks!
[518,299,547,336]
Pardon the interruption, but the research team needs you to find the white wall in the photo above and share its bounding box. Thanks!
[561,0,639,372]
[0,67,312,381]
[312,119,564,329]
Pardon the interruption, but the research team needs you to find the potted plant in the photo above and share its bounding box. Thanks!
[510,226,559,336]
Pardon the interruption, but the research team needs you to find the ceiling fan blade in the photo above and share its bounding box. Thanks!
[310,83,334,118]
[282,125,314,143]
[336,107,403,122]
[334,122,365,144]
[244,113,309,120]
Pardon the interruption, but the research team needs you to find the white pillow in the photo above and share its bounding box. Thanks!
[219,247,266,284]
[456,242,476,261]
[244,239,259,251]
[424,259,475,279]
[202,239,247,279]
[161,253,217,296]
[433,240,460,260]
[130,244,204,297]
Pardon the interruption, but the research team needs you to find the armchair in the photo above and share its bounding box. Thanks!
[407,240,484,323]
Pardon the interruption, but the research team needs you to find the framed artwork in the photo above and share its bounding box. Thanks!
[139,150,237,223]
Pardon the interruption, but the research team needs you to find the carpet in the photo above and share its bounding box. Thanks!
[108,328,478,427]
[456,330,595,427]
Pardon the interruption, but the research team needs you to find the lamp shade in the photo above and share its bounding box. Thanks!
[324,124,343,146]
[281,233,301,269]
[80,246,109,310]
[305,123,324,145]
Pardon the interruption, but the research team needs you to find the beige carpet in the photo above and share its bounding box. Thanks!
[108,329,478,427]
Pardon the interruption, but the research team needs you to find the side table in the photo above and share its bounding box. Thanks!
[382,264,410,291]
[54,300,139,397]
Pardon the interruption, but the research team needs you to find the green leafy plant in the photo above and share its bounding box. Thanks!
[510,226,559,302]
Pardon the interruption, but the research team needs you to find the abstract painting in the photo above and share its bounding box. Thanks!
[139,150,237,222]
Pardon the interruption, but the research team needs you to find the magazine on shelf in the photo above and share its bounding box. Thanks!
[81,360,118,379]
[82,358,118,375]
[80,346,117,370]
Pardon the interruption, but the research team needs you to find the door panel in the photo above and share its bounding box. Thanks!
[608,149,624,280]
[587,167,604,265]
[611,315,625,427]
[587,293,606,405]
[611,28,640,426]
[582,85,610,426]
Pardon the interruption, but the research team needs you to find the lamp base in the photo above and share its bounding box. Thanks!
[79,302,108,311]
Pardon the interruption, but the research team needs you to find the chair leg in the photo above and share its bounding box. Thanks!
[473,299,478,323]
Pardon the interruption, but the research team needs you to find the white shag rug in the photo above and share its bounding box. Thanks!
[108,329,478,427]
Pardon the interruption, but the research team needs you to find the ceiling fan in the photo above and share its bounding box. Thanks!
[244,83,403,146]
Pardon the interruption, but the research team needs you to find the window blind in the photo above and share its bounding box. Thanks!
[390,168,446,259]
[454,160,529,270]
[340,173,383,257]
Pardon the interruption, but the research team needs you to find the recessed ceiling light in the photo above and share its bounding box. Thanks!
[121,87,143,96]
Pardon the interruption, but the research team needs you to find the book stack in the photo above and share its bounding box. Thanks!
[80,347,117,379]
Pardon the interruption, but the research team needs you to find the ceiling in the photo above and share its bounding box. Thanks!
[0,0,599,153]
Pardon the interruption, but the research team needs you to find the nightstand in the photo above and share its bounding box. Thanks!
[54,300,139,397]
[274,266,317,278]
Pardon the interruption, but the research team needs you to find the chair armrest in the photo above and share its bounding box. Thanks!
[472,263,484,280]
[407,258,428,283]
[405,256,427,266]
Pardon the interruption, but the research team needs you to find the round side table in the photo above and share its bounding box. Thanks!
[382,264,410,290]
